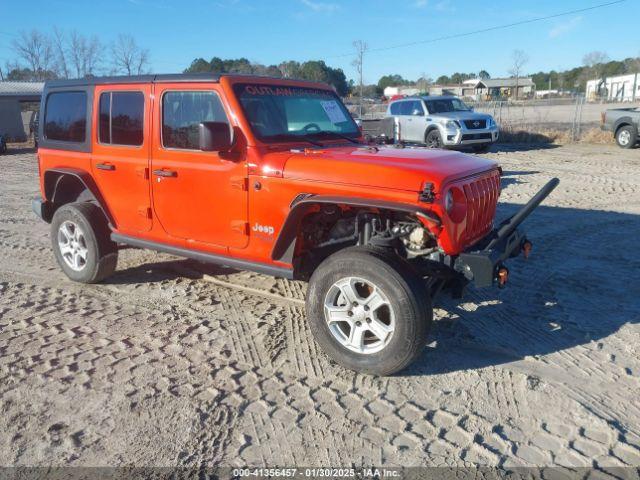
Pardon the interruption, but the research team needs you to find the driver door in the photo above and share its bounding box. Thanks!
[150,84,248,248]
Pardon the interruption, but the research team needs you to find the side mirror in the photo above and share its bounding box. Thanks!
[199,121,232,152]
[412,109,423,116]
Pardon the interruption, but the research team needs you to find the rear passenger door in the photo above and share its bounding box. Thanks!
[91,85,152,233]
[403,100,425,142]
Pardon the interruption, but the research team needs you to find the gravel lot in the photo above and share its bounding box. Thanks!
[1,144,639,470]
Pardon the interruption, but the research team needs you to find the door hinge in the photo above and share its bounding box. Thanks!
[230,176,248,191]
[138,206,152,219]
[135,167,149,180]
[231,220,249,236]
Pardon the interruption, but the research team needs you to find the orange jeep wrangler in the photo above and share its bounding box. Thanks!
[33,74,558,375]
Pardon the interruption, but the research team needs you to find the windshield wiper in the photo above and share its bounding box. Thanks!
[265,133,324,147]
[308,130,361,145]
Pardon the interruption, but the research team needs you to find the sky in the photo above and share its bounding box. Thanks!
[1,0,639,83]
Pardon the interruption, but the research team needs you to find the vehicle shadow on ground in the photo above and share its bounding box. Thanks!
[403,203,640,377]
[500,170,540,188]
[480,142,561,153]
[3,146,37,156]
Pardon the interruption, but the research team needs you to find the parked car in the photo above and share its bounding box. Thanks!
[601,107,639,149]
[0,134,6,154]
[385,96,499,152]
[32,73,557,375]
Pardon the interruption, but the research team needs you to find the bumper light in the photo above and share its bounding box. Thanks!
[496,265,509,288]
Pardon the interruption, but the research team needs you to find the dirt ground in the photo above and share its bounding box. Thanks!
[1,144,639,470]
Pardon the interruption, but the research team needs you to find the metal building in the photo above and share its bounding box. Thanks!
[0,82,44,142]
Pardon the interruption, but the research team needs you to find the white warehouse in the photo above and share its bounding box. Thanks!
[586,73,640,102]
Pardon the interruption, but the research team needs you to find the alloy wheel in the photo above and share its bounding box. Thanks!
[323,276,396,354]
[57,220,89,271]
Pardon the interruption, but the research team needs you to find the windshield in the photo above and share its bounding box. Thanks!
[424,98,470,114]
[234,83,360,142]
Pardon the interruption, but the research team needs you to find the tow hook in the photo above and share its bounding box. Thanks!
[521,239,533,259]
[496,265,509,288]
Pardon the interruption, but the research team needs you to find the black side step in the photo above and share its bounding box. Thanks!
[111,233,294,280]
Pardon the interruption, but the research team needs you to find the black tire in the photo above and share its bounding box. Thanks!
[50,202,118,283]
[425,129,443,149]
[472,143,491,153]
[615,125,637,149]
[306,246,432,376]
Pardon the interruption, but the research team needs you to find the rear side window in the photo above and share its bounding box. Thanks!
[162,91,228,150]
[99,92,144,146]
[389,102,402,115]
[399,101,414,116]
[44,91,87,142]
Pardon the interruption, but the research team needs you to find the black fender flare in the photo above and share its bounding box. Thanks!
[271,195,441,264]
[43,168,115,226]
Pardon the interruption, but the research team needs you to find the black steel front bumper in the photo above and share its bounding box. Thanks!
[453,178,559,288]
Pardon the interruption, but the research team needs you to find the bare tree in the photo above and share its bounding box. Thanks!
[508,49,529,99]
[52,27,70,79]
[111,34,149,75]
[69,31,101,78]
[582,51,610,81]
[351,40,368,117]
[11,30,55,80]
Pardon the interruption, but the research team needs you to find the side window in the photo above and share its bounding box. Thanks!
[99,91,144,146]
[162,91,228,150]
[399,101,413,116]
[44,91,87,142]
[411,101,424,116]
[389,102,401,115]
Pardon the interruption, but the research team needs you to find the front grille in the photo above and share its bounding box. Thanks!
[461,133,492,141]
[460,170,501,246]
[464,119,487,129]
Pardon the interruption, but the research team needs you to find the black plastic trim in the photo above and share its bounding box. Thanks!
[38,85,94,153]
[111,233,294,279]
[43,168,115,226]
[271,195,441,263]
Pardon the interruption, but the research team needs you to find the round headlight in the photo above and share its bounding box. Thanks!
[445,189,454,213]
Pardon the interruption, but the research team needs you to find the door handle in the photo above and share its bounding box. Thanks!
[96,163,115,171]
[153,169,177,178]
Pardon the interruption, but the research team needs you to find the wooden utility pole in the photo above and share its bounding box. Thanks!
[352,40,368,118]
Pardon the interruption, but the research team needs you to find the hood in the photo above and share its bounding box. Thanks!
[432,111,492,121]
[281,146,498,192]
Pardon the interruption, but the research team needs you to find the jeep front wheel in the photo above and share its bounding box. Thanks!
[306,247,432,375]
[51,202,118,283]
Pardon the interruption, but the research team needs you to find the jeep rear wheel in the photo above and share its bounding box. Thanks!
[306,246,432,375]
[51,203,118,283]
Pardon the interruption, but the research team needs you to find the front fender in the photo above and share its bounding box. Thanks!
[271,195,441,263]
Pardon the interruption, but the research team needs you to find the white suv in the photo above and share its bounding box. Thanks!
[386,96,499,152]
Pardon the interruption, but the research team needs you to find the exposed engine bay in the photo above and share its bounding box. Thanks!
[298,205,438,261]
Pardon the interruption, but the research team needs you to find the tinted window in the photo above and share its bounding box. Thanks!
[44,91,87,142]
[389,102,402,115]
[411,101,424,116]
[99,92,144,146]
[399,101,413,116]
[162,91,228,150]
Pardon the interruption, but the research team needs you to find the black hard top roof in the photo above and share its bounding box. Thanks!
[44,72,323,88]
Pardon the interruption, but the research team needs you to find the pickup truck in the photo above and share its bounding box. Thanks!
[32,73,557,375]
[602,107,640,149]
